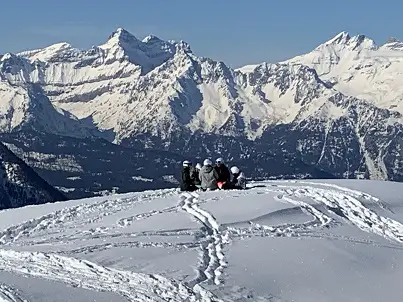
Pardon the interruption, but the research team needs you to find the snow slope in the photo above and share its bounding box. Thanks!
[0,180,402,301]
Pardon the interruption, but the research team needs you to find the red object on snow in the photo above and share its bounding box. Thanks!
[217,181,226,189]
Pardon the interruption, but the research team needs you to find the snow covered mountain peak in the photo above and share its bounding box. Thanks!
[386,37,401,44]
[286,31,403,114]
[142,34,161,43]
[324,31,350,45]
[318,31,377,51]
[104,27,140,48]
[99,28,190,74]
[0,53,14,62]
[382,37,403,50]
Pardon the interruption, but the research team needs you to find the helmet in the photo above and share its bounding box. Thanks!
[215,157,224,164]
[196,163,202,170]
[183,160,192,167]
[203,159,213,166]
[230,166,240,174]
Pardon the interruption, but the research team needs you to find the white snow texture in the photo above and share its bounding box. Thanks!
[0,180,403,301]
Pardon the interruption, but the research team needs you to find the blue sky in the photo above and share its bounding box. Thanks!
[1,0,403,67]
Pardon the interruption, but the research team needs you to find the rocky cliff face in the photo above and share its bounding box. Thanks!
[0,141,66,209]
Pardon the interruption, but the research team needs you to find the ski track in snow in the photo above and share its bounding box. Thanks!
[116,206,177,227]
[180,192,228,287]
[275,184,403,243]
[288,181,394,213]
[276,194,333,228]
[0,249,222,302]
[0,190,176,245]
[20,228,199,248]
[227,188,335,240]
[56,240,199,256]
[0,284,27,302]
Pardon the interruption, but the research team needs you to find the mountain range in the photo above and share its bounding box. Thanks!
[1,28,402,198]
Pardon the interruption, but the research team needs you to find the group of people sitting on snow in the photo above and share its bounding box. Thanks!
[180,158,247,192]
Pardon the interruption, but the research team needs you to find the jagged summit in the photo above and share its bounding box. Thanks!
[382,37,403,50]
[0,53,14,61]
[97,28,191,73]
[324,31,350,45]
[318,31,377,51]
[110,27,136,39]
[286,29,403,115]
[142,34,162,43]
[103,27,140,48]
[386,37,401,44]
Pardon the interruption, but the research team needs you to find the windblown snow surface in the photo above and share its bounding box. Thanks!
[0,180,403,301]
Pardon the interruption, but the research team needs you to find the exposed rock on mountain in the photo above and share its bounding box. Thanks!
[0,141,66,209]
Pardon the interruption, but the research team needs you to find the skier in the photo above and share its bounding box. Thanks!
[180,160,196,192]
[192,163,202,189]
[214,158,231,189]
[199,159,219,191]
[229,166,247,189]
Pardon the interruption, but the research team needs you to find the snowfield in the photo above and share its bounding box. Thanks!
[0,180,403,301]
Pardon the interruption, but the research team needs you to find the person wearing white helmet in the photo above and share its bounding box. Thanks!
[214,157,231,189]
[183,160,191,167]
[229,166,247,189]
[192,163,203,188]
[180,160,196,192]
[199,159,219,190]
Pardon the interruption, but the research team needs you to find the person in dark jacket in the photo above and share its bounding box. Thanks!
[199,159,219,191]
[180,160,196,192]
[192,163,202,188]
[214,158,231,188]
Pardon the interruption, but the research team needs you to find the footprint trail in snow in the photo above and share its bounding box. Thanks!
[180,192,229,287]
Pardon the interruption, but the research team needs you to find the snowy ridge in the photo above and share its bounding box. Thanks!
[286,31,403,114]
